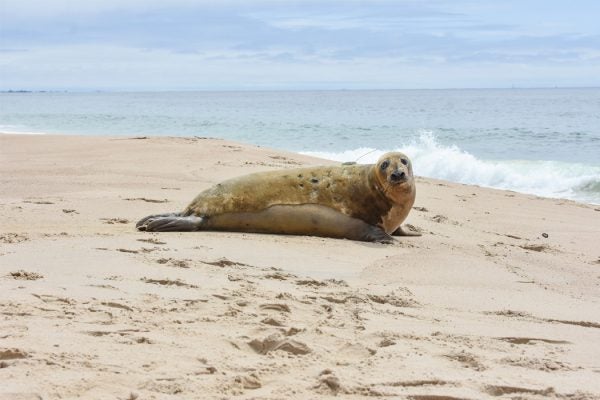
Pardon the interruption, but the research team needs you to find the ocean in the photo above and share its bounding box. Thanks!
[1,89,599,204]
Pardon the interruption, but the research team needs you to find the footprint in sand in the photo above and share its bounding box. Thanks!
[378,338,396,347]
[8,270,43,280]
[248,334,310,355]
[367,293,419,308]
[295,278,328,287]
[202,258,249,268]
[444,352,486,371]
[261,317,285,327]
[0,348,28,361]
[484,385,555,397]
[259,303,291,313]
[31,293,73,305]
[263,272,297,280]
[430,214,459,225]
[141,277,198,289]
[545,319,600,329]
[0,233,29,244]
[497,337,570,345]
[0,348,29,369]
[124,197,169,203]
[500,356,575,371]
[23,200,54,205]
[137,237,167,245]
[156,258,190,268]
[314,369,342,395]
[233,373,262,390]
[101,218,130,224]
[519,243,552,252]
[100,301,134,312]
[116,248,139,254]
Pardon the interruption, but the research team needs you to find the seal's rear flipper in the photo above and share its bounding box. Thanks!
[391,225,422,237]
[136,212,181,229]
[136,213,204,232]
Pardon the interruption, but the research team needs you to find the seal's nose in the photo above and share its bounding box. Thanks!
[390,170,406,182]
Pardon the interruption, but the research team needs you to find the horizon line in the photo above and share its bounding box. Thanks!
[2,85,600,93]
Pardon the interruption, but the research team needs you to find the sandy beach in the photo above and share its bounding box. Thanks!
[1,133,599,400]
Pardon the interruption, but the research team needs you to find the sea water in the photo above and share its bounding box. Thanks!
[1,89,599,204]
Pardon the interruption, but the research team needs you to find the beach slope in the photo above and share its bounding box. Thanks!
[1,134,599,399]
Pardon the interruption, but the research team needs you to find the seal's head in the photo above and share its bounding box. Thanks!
[374,152,415,202]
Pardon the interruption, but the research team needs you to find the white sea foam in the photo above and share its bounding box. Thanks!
[303,133,600,204]
[0,131,47,135]
[0,125,47,135]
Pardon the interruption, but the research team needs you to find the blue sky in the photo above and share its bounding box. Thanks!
[1,0,599,90]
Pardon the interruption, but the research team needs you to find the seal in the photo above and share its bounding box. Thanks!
[136,152,418,243]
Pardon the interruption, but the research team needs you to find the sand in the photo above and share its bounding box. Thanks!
[1,134,599,400]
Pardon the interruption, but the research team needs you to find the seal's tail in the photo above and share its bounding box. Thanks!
[136,212,204,232]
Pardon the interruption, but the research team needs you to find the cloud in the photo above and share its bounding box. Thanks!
[1,0,599,89]
[2,43,598,91]
[1,0,236,18]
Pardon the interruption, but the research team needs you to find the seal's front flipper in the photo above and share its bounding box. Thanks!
[362,226,395,244]
[391,225,422,237]
[137,214,204,232]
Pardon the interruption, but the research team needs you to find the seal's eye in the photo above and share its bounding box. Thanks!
[380,160,389,170]
[401,158,408,166]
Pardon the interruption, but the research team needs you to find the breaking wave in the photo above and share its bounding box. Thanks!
[303,132,600,204]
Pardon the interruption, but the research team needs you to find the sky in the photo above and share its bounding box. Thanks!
[1,0,599,90]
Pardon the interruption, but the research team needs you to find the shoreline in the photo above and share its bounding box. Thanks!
[1,133,599,399]
[0,130,48,135]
